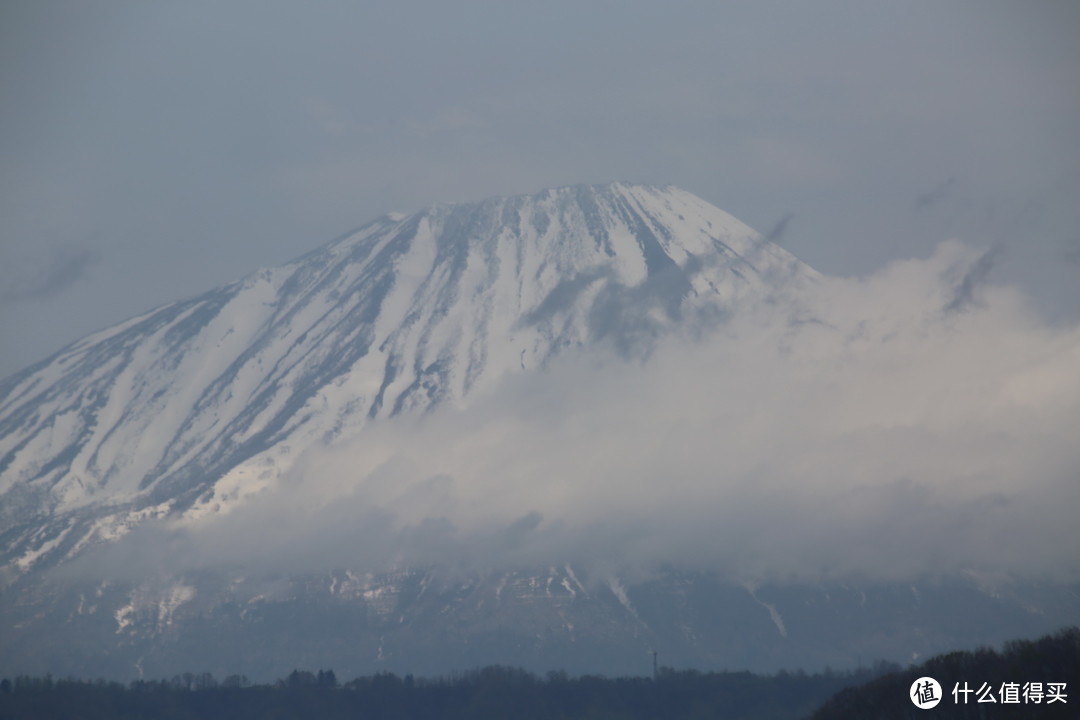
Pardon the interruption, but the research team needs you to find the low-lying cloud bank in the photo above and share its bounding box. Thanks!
[89,240,1080,584]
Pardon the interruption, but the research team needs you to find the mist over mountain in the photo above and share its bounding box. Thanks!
[1,184,1077,679]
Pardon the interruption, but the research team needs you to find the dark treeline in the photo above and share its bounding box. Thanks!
[0,663,888,720]
[3,627,1075,719]
[810,626,1079,719]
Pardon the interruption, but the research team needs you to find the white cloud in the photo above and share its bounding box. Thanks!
[139,240,1080,584]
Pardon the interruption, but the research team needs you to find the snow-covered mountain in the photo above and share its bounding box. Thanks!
[0,183,809,577]
[2,183,1074,681]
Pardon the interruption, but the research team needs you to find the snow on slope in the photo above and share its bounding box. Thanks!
[0,183,814,576]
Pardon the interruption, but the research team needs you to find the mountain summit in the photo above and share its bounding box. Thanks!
[0,183,810,576]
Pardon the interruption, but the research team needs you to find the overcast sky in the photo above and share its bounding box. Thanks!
[2,1,1079,379]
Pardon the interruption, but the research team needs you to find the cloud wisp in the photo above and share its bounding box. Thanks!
[764,213,794,244]
[942,244,1003,314]
[0,246,100,304]
[82,240,1080,585]
[915,178,957,211]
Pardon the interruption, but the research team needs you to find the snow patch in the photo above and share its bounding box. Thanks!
[606,576,643,624]
[15,523,73,572]
[742,582,788,638]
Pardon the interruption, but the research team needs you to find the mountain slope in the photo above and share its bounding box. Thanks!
[0,183,811,578]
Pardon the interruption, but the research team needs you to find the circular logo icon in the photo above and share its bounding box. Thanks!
[910,676,942,709]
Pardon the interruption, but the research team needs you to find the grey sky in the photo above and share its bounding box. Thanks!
[2,1,1079,378]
